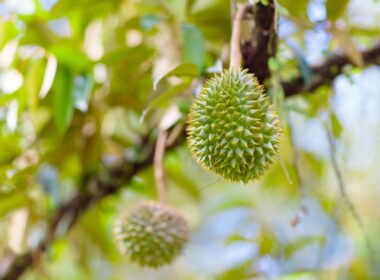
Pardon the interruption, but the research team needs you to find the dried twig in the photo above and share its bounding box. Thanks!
[230,0,236,29]
[230,3,253,69]
[166,122,184,146]
[154,129,168,204]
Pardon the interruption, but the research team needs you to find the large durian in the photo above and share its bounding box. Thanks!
[187,68,281,183]
[113,201,190,268]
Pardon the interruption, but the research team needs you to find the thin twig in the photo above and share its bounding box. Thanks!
[154,129,168,204]
[287,113,308,227]
[200,178,222,192]
[166,122,184,147]
[230,0,236,30]
[230,3,253,69]
[282,43,380,97]
[278,154,293,185]
[323,120,376,272]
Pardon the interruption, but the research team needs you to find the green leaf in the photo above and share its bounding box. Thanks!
[268,57,282,72]
[302,151,324,178]
[101,45,153,65]
[21,19,58,47]
[182,23,204,71]
[326,0,349,21]
[141,82,190,122]
[0,135,22,164]
[330,112,343,138]
[189,0,231,42]
[51,0,120,18]
[0,192,28,217]
[278,0,309,19]
[50,43,91,72]
[52,66,75,133]
[215,263,251,280]
[153,63,199,90]
[0,20,19,49]
[279,272,316,280]
[305,85,330,117]
[289,44,313,87]
[331,26,363,67]
[23,58,45,111]
[164,0,188,20]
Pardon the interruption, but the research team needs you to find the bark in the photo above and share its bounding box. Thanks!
[282,43,380,97]
[242,0,277,84]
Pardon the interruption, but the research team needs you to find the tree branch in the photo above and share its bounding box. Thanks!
[2,3,380,277]
[283,43,380,97]
[230,3,253,69]
[0,133,182,280]
[242,0,277,84]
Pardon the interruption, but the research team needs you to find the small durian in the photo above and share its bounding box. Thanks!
[187,68,281,183]
[113,201,190,268]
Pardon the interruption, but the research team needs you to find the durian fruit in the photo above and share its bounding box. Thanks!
[187,68,281,183]
[113,201,190,268]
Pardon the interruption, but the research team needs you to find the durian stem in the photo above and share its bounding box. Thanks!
[229,3,252,69]
[154,129,168,204]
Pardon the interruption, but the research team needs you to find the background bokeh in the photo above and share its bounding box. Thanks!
[0,0,379,279]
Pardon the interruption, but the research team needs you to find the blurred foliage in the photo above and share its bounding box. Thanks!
[0,0,379,279]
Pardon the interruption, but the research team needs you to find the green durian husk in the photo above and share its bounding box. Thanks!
[187,68,282,183]
[113,201,190,268]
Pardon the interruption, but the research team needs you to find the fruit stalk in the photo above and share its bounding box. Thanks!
[230,3,253,69]
[154,129,168,204]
